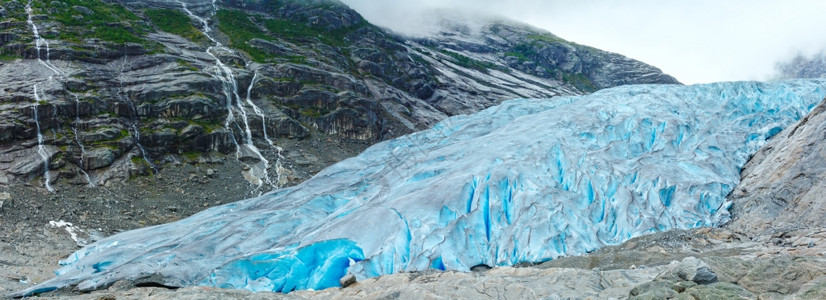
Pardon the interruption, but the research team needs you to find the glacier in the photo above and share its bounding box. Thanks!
[13,80,826,296]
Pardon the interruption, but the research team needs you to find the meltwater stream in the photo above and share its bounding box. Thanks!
[13,80,826,297]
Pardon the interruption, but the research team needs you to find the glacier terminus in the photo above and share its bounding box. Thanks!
[13,79,826,296]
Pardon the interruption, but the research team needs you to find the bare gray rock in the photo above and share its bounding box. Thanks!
[727,98,826,235]
[84,148,115,170]
[655,257,718,285]
[338,274,356,288]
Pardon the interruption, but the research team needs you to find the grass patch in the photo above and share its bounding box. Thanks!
[263,17,366,47]
[31,0,153,46]
[527,33,566,44]
[131,155,146,164]
[0,51,21,60]
[215,9,271,62]
[182,151,200,160]
[145,9,209,44]
[299,106,330,118]
[440,50,500,73]
[177,59,199,72]
[562,72,597,93]
[215,9,366,63]
[284,55,306,64]
[507,43,538,62]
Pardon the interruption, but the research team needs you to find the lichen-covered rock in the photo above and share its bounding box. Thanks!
[655,257,718,285]
[685,282,755,300]
[793,275,826,299]
[629,281,680,299]
[738,256,816,295]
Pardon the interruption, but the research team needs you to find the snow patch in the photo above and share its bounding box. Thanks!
[49,220,81,245]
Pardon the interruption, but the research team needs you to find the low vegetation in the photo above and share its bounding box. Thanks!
[562,73,597,93]
[440,50,501,74]
[215,9,366,63]
[526,33,566,44]
[507,42,597,92]
[32,0,153,45]
[215,9,272,62]
[145,9,209,44]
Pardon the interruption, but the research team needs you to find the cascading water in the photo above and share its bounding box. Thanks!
[116,56,157,173]
[176,0,281,190]
[246,71,288,187]
[32,86,54,192]
[25,0,60,192]
[25,0,61,76]
[70,94,95,187]
[245,72,274,146]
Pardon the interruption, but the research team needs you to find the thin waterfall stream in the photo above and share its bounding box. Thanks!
[176,0,285,190]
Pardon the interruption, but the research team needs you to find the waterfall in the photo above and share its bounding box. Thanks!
[25,0,61,76]
[71,94,95,187]
[117,56,156,173]
[25,0,59,192]
[175,0,282,190]
[245,71,288,188]
[32,85,54,192]
[245,72,275,147]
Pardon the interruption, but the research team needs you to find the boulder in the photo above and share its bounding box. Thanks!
[654,257,718,285]
[339,274,356,288]
[84,148,116,170]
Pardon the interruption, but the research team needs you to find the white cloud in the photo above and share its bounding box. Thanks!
[341,0,826,84]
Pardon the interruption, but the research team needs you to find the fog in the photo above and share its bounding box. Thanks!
[341,0,826,84]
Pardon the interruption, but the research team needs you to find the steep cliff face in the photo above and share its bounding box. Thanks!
[727,97,826,235]
[406,19,679,114]
[0,0,680,191]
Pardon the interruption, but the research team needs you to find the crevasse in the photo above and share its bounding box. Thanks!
[14,80,826,296]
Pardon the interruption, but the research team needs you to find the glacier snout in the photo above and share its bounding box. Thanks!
[13,80,826,296]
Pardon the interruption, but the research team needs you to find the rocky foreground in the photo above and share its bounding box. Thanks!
[3,223,825,299]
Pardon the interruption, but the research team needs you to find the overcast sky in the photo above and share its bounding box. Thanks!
[341,0,826,84]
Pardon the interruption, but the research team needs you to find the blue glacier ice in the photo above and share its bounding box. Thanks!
[13,80,826,296]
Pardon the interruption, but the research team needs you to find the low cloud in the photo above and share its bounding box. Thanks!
[341,0,826,84]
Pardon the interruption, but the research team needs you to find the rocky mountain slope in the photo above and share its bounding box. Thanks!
[727,97,826,235]
[0,0,678,194]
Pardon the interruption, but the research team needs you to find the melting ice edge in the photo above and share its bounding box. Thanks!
[15,79,826,296]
